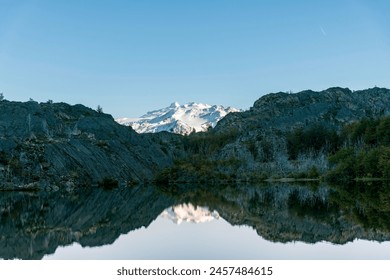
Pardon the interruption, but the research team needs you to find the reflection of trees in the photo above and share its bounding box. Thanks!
[161,182,390,244]
[1,181,390,259]
[287,189,339,221]
[329,181,390,233]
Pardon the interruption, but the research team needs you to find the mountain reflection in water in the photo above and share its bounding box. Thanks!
[161,204,220,224]
[1,182,390,259]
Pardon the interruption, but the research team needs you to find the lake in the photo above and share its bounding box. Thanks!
[1,182,390,259]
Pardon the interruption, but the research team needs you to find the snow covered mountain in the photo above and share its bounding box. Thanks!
[116,102,240,135]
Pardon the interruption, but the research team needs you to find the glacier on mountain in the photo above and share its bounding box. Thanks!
[116,102,240,135]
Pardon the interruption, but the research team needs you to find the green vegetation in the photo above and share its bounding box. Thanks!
[343,117,390,146]
[286,117,390,183]
[182,129,239,156]
[327,146,390,183]
[286,123,340,160]
[155,129,240,184]
[155,157,241,185]
[288,166,320,180]
[156,116,390,185]
[329,181,390,232]
[325,117,390,183]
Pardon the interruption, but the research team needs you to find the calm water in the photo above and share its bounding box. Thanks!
[1,182,390,259]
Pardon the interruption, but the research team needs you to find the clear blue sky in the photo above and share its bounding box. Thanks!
[1,0,389,117]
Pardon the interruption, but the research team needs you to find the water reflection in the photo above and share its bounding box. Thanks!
[1,181,390,259]
[160,204,220,224]
[0,186,174,259]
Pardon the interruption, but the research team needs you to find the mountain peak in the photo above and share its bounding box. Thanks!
[116,102,240,135]
[170,102,180,108]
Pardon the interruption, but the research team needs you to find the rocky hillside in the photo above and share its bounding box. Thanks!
[214,87,390,178]
[216,87,390,133]
[0,100,173,190]
[157,87,390,183]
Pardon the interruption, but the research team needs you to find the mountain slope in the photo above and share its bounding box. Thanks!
[116,102,240,135]
[0,100,173,190]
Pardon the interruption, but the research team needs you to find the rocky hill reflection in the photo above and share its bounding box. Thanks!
[171,182,390,244]
[1,182,390,259]
[0,186,174,259]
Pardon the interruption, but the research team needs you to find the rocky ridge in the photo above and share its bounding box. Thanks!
[216,87,390,133]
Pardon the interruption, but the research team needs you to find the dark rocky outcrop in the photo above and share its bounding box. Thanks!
[0,101,173,190]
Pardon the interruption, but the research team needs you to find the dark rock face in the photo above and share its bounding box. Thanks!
[0,101,172,189]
